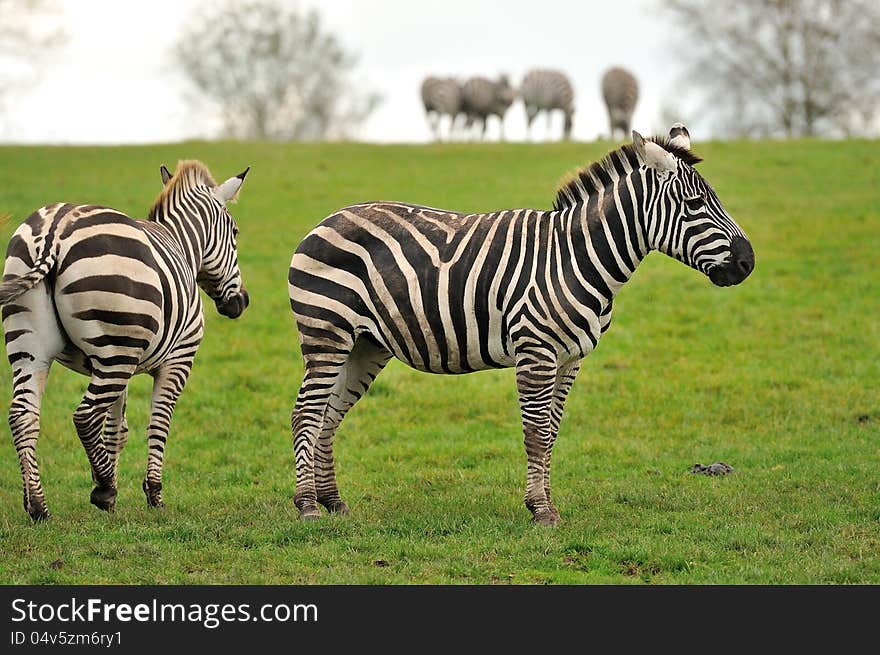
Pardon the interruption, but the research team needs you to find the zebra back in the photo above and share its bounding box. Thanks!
[461,76,515,118]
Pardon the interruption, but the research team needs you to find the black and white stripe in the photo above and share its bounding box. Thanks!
[461,75,517,140]
[601,66,639,140]
[288,125,755,524]
[520,68,575,140]
[421,76,464,141]
[1,160,249,521]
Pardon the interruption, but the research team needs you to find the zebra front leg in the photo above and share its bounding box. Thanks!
[544,360,581,521]
[143,361,191,508]
[515,347,558,526]
[73,371,135,513]
[103,389,129,490]
[8,362,52,521]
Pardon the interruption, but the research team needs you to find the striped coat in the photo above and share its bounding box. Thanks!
[1,161,249,521]
[601,67,639,140]
[421,76,464,141]
[461,75,516,140]
[288,125,754,524]
[521,69,575,139]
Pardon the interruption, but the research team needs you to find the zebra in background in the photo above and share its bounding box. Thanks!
[601,67,639,140]
[421,76,464,141]
[461,75,517,140]
[520,69,575,140]
[1,160,250,521]
[288,124,755,525]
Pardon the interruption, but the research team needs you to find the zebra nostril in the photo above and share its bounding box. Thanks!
[737,258,753,275]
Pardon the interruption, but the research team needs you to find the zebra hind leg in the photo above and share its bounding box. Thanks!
[315,335,391,515]
[544,360,581,522]
[103,389,129,492]
[73,369,136,513]
[292,349,348,520]
[8,361,53,521]
[3,279,66,521]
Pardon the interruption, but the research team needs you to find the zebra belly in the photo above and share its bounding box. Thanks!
[363,310,516,374]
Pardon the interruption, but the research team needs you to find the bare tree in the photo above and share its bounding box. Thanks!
[174,1,380,141]
[662,0,880,137]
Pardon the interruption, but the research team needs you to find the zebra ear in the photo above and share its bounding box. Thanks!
[632,130,677,174]
[632,130,646,152]
[213,167,250,204]
[160,165,172,186]
[669,123,691,150]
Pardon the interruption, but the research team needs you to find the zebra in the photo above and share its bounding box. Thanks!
[1,160,250,521]
[520,68,575,140]
[601,67,639,140]
[421,76,464,141]
[287,124,755,525]
[461,75,517,140]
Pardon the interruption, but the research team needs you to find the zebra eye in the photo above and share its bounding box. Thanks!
[684,194,705,209]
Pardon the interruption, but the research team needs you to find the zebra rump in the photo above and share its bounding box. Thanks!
[601,67,639,139]
[421,76,464,140]
[521,69,575,139]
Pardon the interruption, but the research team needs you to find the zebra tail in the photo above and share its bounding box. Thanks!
[0,252,56,306]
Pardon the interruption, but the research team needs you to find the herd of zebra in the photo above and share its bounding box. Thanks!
[1,124,754,526]
[421,67,639,141]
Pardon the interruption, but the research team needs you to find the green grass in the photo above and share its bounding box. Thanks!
[0,139,877,584]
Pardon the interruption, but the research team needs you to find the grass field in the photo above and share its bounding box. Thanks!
[0,138,877,584]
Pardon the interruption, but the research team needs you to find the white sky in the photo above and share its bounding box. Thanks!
[1,0,685,144]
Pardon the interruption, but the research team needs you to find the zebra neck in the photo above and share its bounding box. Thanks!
[152,207,206,272]
[566,179,650,298]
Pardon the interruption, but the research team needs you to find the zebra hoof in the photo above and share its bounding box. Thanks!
[531,509,559,527]
[299,508,322,521]
[320,499,350,515]
[90,485,118,513]
[26,503,51,523]
[297,498,322,520]
[142,479,164,508]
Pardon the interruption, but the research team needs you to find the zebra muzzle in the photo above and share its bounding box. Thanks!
[216,289,249,319]
[708,237,755,287]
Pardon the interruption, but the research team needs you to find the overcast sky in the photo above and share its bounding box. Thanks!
[2,0,685,144]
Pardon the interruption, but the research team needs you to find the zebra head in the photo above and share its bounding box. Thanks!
[633,125,754,287]
[191,166,251,318]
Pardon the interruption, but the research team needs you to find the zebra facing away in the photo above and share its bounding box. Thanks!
[520,69,575,140]
[1,161,250,521]
[601,67,639,140]
[288,124,755,525]
[421,76,464,141]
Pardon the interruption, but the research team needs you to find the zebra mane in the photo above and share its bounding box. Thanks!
[148,160,217,219]
[553,137,703,211]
